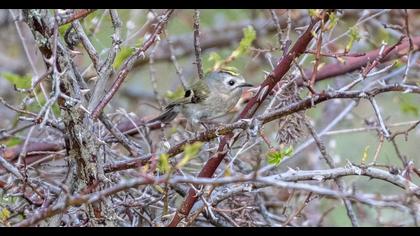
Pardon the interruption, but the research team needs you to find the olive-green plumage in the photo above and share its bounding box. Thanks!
[150,70,252,126]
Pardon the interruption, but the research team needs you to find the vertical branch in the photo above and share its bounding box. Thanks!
[309,11,326,91]
[269,9,283,52]
[369,98,390,138]
[9,9,50,107]
[193,9,204,80]
[402,9,414,83]
[87,9,122,111]
[403,9,413,51]
[167,33,188,90]
[71,21,100,71]
[149,39,164,110]
[304,119,360,227]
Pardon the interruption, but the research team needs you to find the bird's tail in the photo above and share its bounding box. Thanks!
[147,104,179,124]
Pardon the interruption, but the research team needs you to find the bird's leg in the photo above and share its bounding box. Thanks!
[200,121,210,132]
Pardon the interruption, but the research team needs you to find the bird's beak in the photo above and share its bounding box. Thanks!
[237,83,254,88]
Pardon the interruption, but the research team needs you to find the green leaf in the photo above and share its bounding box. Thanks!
[113,47,135,69]
[327,12,338,31]
[0,208,10,221]
[207,51,223,72]
[207,26,256,72]
[376,27,390,45]
[4,137,22,147]
[158,153,170,174]
[184,141,203,156]
[177,142,203,168]
[346,26,361,52]
[308,9,321,18]
[52,103,61,116]
[361,145,370,165]
[231,25,256,58]
[267,151,282,166]
[1,72,31,89]
[283,146,294,156]
[399,95,419,116]
[267,146,294,166]
[58,23,72,35]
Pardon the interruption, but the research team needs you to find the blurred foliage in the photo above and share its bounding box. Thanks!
[1,72,31,89]
[29,92,61,117]
[346,26,361,52]
[1,137,22,147]
[165,87,185,100]
[113,46,135,69]
[0,9,419,227]
[158,153,170,174]
[0,207,10,221]
[361,145,370,165]
[176,141,203,169]
[208,25,256,72]
[398,94,419,116]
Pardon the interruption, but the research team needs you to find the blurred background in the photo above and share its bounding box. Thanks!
[0,9,419,226]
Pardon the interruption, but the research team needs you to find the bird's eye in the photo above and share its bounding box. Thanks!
[184,90,192,97]
[228,80,235,86]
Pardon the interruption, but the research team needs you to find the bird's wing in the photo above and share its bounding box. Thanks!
[190,80,210,104]
[150,91,194,124]
[148,80,210,124]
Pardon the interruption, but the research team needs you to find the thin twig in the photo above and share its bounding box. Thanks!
[193,9,204,80]
[304,119,360,227]
[90,9,174,120]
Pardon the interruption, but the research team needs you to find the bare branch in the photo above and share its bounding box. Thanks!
[193,9,204,80]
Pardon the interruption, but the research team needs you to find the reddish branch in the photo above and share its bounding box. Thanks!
[297,35,420,85]
[2,85,419,226]
[309,11,326,90]
[362,36,405,77]
[0,142,62,161]
[103,83,420,173]
[2,12,419,175]
[167,10,333,227]
[2,34,419,171]
[58,9,96,26]
[131,17,291,68]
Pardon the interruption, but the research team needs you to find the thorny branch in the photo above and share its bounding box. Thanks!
[168,10,334,227]
[0,9,419,227]
[90,9,174,120]
[13,164,420,227]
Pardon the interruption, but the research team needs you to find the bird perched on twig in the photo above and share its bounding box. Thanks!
[149,70,253,127]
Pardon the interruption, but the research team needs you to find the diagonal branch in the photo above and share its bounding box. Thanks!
[57,9,96,26]
[168,10,334,227]
[90,9,174,120]
[298,35,420,85]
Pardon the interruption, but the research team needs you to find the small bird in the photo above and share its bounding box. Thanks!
[149,70,253,127]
